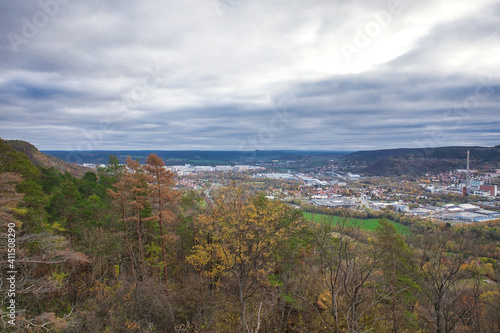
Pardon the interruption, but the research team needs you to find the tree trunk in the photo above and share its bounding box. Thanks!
[435,301,442,333]
[392,253,398,333]
[136,210,145,278]
[158,203,170,296]
[239,281,247,333]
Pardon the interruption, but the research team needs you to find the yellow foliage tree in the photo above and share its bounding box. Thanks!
[187,186,304,332]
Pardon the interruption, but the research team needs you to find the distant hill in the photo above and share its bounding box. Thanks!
[41,150,349,166]
[5,140,93,177]
[341,145,500,176]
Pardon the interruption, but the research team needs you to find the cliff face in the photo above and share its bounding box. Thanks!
[5,139,93,178]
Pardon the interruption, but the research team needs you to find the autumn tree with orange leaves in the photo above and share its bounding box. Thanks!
[144,153,180,295]
[108,156,151,279]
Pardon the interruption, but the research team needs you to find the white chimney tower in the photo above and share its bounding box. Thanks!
[466,150,470,196]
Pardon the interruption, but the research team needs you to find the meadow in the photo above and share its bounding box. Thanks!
[302,211,410,235]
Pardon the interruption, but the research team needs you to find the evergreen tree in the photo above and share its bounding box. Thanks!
[374,219,419,332]
[48,180,83,243]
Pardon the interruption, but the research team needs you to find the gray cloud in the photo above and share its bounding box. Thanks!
[0,0,499,151]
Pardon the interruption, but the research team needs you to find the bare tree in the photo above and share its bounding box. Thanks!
[414,231,480,333]
[309,216,387,333]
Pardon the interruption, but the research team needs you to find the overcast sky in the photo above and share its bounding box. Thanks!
[1,0,499,151]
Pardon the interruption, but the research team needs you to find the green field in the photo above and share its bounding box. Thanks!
[302,212,409,235]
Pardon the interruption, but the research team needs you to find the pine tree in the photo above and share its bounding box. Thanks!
[374,219,418,332]
[48,180,82,244]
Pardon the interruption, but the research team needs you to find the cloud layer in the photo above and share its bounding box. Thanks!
[1,0,499,151]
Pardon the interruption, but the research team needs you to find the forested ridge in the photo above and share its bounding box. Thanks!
[5,140,93,178]
[341,146,500,176]
[1,138,500,332]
